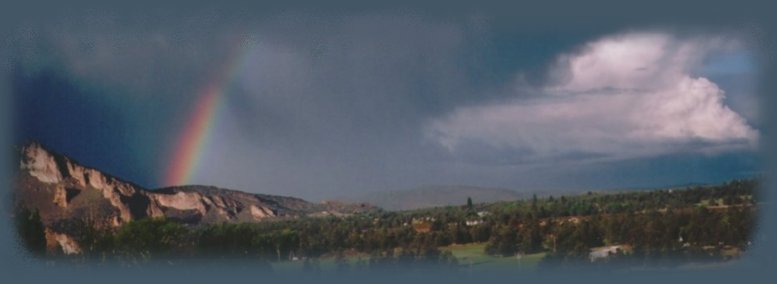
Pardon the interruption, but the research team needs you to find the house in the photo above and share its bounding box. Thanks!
[412,221,432,233]
[588,245,630,262]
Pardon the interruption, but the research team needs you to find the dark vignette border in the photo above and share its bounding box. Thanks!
[0,1,775,283]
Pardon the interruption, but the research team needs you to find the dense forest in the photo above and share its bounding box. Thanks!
[15,179,758,271]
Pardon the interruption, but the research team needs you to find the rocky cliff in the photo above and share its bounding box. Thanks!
[13,142,377,254]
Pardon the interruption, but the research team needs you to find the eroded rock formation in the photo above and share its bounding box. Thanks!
[13,142,378,255]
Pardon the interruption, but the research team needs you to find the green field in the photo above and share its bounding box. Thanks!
[440,243,546,272]
[270,243,545,272]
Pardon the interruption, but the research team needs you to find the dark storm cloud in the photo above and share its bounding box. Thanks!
[7,10,761,200]
[9,22,235,182]
[195,14,489,198]
[9,12,495,198]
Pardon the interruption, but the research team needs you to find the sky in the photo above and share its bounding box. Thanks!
[8,11,762,201]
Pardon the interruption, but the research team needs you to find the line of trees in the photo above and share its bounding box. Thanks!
[16,179,758,270]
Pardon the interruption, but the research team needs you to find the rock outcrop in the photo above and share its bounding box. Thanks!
[45,228,82,255]
[16,142,151,226]
[153,191,208,216]
[19,143,64,184]
[13,142,378,237]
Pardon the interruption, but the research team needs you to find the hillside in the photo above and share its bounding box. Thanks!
[11,142,758,268]
[13,142,377,253]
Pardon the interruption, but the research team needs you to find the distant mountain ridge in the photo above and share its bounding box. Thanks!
[354,185,526,211]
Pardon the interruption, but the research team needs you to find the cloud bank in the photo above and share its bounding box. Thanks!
[426,32,758,164]
[11,15,761,198]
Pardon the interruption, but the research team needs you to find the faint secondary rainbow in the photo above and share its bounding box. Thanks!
[164,38,249,186]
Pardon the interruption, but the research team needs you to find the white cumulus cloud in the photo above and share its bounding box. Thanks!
[426,32,758,163]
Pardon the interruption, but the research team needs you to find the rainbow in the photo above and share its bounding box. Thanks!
[164,38,248,186]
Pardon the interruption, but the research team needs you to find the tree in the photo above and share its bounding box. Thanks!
[51,217,113,257]
[469,224,491,243]
[15,206,47,256]
[520,219,543,254]
[113,218,188,259]
[485,225,518,256]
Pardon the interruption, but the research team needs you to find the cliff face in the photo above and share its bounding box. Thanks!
[13,142,377,253]
[16,142,150,227]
